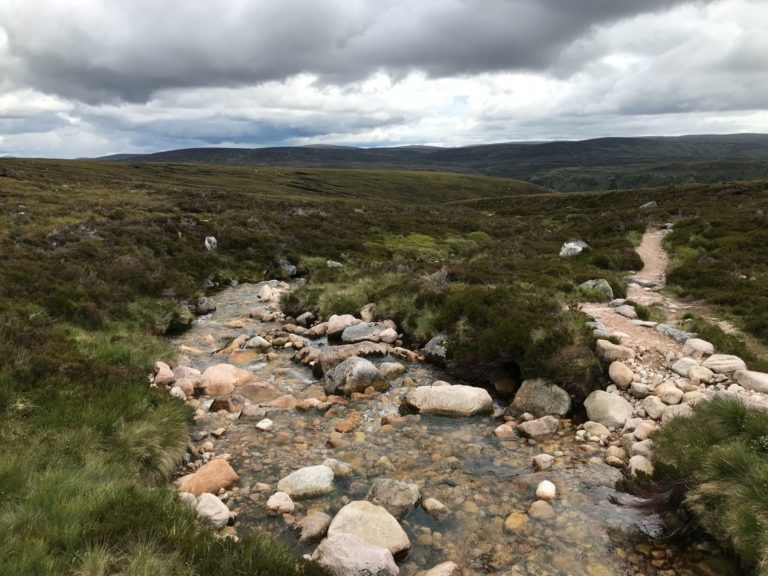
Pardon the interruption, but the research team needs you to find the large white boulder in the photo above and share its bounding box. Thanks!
[733,370,768,394]
[702,354,747,374]
[195,493,230,529]
[311,533,399,576]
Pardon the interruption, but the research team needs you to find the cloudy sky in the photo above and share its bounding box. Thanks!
[1,0,766,158]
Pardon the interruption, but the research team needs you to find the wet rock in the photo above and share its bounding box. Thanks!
[195,492,230,529]
[244,335,270,351]
[595,339,635,364]
[643,396,667,420]
[341,321,389,344]
[422,497,449,518]
[629,455,653,477]
[608,361,634,389]
[504,511,529,532]
[536,480,557,501]
[517,415,559,441]
[583,421,610,439]
[402,384,493,417]
[318,342,392,374]
[328,500,410,555]
[277,465,335,499]
[494,422,517,438]
[266,491,294,515]
[327,314,361,338]
[256,418,274,431]
[305,322,328,338]
[153,361,175,387]
[179,459,239,496]
[506,378,571,418]
[579,279,614,301]
[425,562,461,576]
[209,394,246,413]
[268,395,298,409]
[614,305,638,319]
[195,297,216,316]
[584,391,634,428]
[424,333,449,366]
[733,369,768,393]
[379,362,406,380]
[528,500,555,520]
[199,364,254,396]
[297,511,332,545]
[682,338,714,359]
[532,454,555,471]
[310,533,399,576]
[323,458,354,478]
[671,357,699,378]
[324,356,386,396]
[367,479,421,519]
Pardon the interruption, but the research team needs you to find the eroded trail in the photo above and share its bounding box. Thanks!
[166,278,734,576]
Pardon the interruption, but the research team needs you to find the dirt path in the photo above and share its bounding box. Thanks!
[581,228,684,365]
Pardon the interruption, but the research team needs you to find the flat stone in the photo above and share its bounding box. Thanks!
[504,511,529,532]
[595,339,635,363]
[682,338,714,359]
[517,415,559,441]
[276,465,334,499]
[583,421,610,439]
[402,384,493,417]
[422,497,450,518]
[179,459,239,496]
[703,354,747,374]
[507,378,571,417]
[671,357,699,378]
[367,479,421,519]
[614,305,638,319]
[689,365,715,384]
[424,562,461,576]
[328,500,411,555]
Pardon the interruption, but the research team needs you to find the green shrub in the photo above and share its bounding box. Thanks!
[651,397,768,573]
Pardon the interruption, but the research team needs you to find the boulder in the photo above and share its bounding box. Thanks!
[614,305,638,320]
[595,339,635,364]
[517,415,559,441]
[379,362,406,380]
[402,385,493,417]
[506,378,571,418]
[179,459,239,496]
[195,493,230,529]
[297,511,332,545]
[559,240,589,257]
[199,364,253,396]
[608,361,634,389]
[276,465,335,499]
[341,322,389,344]
[682,338,714,359]
[209,393,247,413]
[671,357,699,378]
[629,455,654,477]
[367,479,421,519]
[245,335,271,351]
[195,297,216,316]
[702,354,747,374]
[424,333,449,366]
[153,361,175,387]
[654,382,683,405]
[310,533,399,576]
[318,342,392,374]
[642,396,667,420]
[733,370,768,393]
[579,279,614,301]
[584,391,634,428]
[689,365,715,384]
[327,314,361,338]
[266,491,294,515]
[328,500,410,555]
[324,356,387,396]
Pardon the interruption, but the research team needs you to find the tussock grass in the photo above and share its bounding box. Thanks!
[652,398,768,574]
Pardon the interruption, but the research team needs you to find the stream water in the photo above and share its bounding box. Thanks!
[175,282,726,576]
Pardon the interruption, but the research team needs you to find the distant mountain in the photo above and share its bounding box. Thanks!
[96,134,768,191]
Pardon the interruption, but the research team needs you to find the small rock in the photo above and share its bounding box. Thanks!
[277,465,335,499]
[532,454,555,471]
[256,418,274,432]
[517,415,559,441]
[642,396,667,420]
[195,493,230,529]
[266,492,295,515]
[629,455,654,477]
[504,511,529,532]
[424,562,461,576]
[535,480,557,501]
[328,500,410,555]
[671,357,699,378]
[608,361,634,389]
[682,338,714,359]
[584,391,634,428]
[528,500,555,520]
[153,361,175,387]
[310,533,399,576]
[297,511,333,545]
[595,339,635,363]
[614,305,638,319]
[422,497,450,518]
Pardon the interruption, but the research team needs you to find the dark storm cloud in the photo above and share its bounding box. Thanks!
[0,0,707,103]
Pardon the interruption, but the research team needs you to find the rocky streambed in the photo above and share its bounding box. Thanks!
[157,280,740,576]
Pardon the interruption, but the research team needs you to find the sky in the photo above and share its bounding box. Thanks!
[0,0,767,158]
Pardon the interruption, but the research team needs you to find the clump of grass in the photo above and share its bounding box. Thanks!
[651,397,768,574]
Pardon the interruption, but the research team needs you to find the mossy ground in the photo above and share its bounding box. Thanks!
[1,159,766,574]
